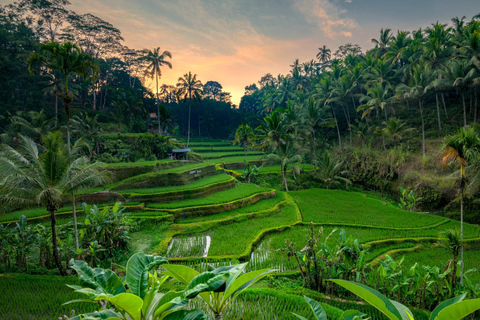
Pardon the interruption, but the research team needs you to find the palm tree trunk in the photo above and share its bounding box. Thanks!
[460,187,464,286]
[475,86,478,123]
[50,209,66,276]
[187,102,191,148]
[72,193,79,250]
[156,72,161,135]
[313,131,317,175]
[419,100,425,158]
[436,93,442,132]
[55,93,58,128]
[332,107,342,149]
[283,167,289,192]
[442,93,448,117]
[462,92,467,128]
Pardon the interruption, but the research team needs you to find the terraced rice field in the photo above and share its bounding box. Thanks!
[4,140,480,320]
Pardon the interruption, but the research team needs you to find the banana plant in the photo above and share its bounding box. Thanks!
[292,295,367,320]
[64,252,225,320]
[162,263,276,320]
[331,279,480,320]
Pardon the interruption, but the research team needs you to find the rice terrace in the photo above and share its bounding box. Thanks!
[2,0,480,319]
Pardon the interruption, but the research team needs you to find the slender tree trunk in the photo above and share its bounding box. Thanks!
[419,101,425,158]
[460,187,464,286]
[462,92,467,128]
[313,130,317,175]
[332,107,342,149]
[283,167,289,192]
[475,86,478,124]
[72,193,79,250]
[50,209,66,276]
[187,101,191,148]
[93,84,96,111]
[436,93,442,132]
[156,72,161,135]
[442,93,448,117]
[55,93,58,128]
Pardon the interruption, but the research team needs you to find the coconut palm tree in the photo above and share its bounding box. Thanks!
[440,127,480,285]
[376,117,415,147]
[27,41,98,152]
[0,132,110,275]
[317,151,351,189]
[266,135,304,192]
[435,229,462,288]
[301,98,335,174]
[176,71,203,147]
[143,47,172,134]
[316,45,331,65]
[233,124,255,163]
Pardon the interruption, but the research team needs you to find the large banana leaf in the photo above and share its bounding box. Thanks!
[434,298,480,320]
[126,253,168,299]
[162,309,207,320]
[330,279,411,320]
[162,264,200,285]
[429,293,466,320]
[69,259,125,297]
[222,268,276,305]
[95,293,143,320]
[67,310,119,320]
[183,271,229,299]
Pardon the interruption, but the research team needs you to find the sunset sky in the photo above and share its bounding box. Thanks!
[4,0,480,105]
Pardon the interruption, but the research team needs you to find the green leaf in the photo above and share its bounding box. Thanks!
[435,298,480,320]
[183,272,228,299]
[223,268,276,302]
[340,310,367,320]
[162,264,200,285]
[291,313,309,320]
[303,296,327,320]
[126,253,168,299]
[67,310,119,320]
[69,259,125,297]
[95,293,143,320]
[330,279,403,320]
[430,293,466,320]
[162,309,207,320]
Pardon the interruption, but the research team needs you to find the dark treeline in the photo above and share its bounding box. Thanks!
[0,0,242,140]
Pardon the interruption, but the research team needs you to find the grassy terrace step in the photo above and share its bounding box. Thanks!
[229,164,315,175]
[143,184,276,219]
[105,160,185,182]
[205,155,265,165]
[191,146,243,152]
[0,202,144,224]
[291,188,445,228]
[176,192,286,224]
[199,151,264,159]
[244,220,480,272]
[111,163,216,190]
[120,173,236,203]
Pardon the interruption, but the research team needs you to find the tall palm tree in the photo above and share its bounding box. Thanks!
[266,135,304,192]
[143,47,172,134]
[317,151,351,189]
[27,41,98,152]
[316,45,331,65]
[301,98,335,174]
[397,62,433,157]
[233,124,255,163]
[176,72,203,147]
[0,132,110,275]
[440,127,480,285]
